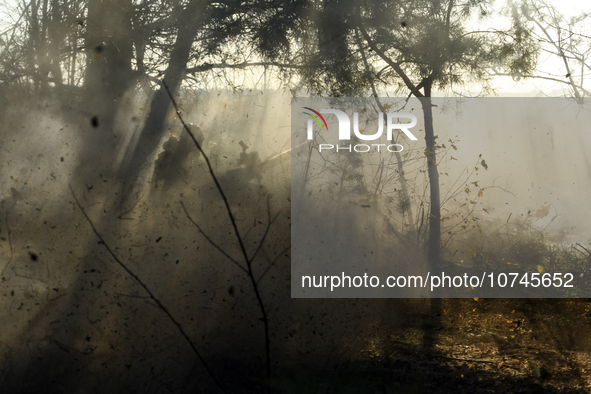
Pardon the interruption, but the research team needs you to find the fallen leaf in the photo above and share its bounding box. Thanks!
[535,205,550,219]
[507,320,521,328]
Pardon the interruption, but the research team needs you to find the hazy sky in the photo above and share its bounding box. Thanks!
[0,0,589,96]
[479,0,591,95]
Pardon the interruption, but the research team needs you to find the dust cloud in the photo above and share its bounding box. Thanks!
[0,92,590,391]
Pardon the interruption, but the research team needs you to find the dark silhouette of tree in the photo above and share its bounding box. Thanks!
[287,0,538,267]
[1,0,309,175]
[358,0,538,266]
[118,0,310,191]
[120,0,214,188]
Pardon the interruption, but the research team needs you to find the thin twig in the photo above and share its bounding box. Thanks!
[257,246,290,284]
[248,196,280,265]
[162,80,272,386]
[69,185,226,393]
[182,194,282,285]
[180,200,247,273]
[575,243,591,256]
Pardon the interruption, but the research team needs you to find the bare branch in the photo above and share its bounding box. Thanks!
[180,200,247,273]
[162,80,272,387]
[186,61,304,74]
[68,185,226,393]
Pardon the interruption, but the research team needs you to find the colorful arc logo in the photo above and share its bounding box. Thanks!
[302,107,329,131]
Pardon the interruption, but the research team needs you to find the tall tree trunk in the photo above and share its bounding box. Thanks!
[48,0,63,87]
[80,0,134,173]
[29,0,41,95]
[119,0,213,188]
[421,82,441,267]
[356,24,441,262]
[69,33,77,86]
[39,0,50,97]
[85,0,134,128]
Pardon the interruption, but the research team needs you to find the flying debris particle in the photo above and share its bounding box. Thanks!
[29,252,38,261]
[91,116,99,127]
[400,21,407,27]
[60,157,64,162]
[535,205,550,219]
[155,236,162,243]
